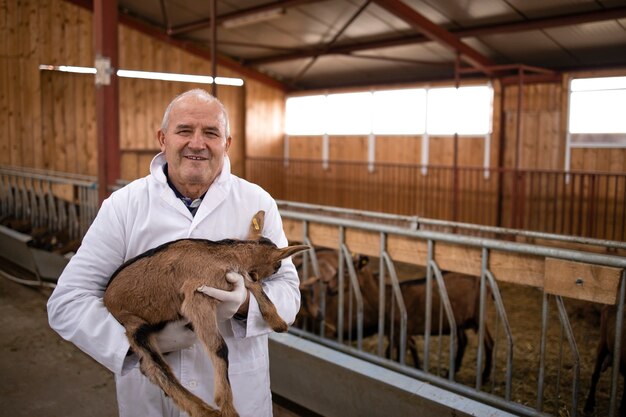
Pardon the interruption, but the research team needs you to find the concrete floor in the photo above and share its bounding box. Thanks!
[0,276,301,417]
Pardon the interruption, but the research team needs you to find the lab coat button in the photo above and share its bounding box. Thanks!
[189,380,197,388]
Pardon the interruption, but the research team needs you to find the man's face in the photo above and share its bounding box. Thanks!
[157,96,231,197]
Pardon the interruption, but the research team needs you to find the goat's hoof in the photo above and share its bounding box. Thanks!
[273,322,289,332]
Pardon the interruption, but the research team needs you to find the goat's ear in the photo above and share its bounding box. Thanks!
[356,255,369,270]
[275,245,310,260]
[299,275,319,289]
[247,210,265,240]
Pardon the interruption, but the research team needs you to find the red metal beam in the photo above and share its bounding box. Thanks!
[247,6,626,66]
[372,0,495,74]
[65,0,288,91]
[94,0,119,203]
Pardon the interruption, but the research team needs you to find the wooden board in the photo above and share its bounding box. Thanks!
[544,258,623,305]
[283,218,549,289]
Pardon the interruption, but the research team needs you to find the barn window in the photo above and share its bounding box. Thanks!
[568,76,626,138]
[565,76,626,174]
[326,92,373,135]
[285,85,493,136]
[372,89,426,134]
[426,86,492,135]
[285,95,327,135]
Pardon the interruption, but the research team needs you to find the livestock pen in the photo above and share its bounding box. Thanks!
[279,201,626,417]
[2,166,626,416]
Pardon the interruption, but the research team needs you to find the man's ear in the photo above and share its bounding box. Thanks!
[225,136,232,153]
[157,129,166,151]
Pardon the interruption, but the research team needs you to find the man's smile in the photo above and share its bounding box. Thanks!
[184,155,208,161]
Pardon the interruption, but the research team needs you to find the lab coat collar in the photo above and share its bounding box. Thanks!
[149,152,233,234]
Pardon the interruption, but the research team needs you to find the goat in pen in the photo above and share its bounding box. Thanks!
[103,211,308,417]
[297,249,494,382]
[584,305,626,416]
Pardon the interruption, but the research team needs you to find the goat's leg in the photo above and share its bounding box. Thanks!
[584,339,609,414]
[409,337,420,369]
[246,281,288,332]
[181,292,239,417]
[619,378,626,417]
[121,314,219,417]
[481,326,494,382]
[454,329,468,376]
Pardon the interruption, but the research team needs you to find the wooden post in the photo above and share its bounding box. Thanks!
[94,0,120,203]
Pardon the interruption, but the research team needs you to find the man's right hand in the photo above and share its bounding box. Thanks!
[154,320,197,353]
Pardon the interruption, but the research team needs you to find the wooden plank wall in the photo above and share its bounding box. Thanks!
[1,0,285,181]
[116,22,245,180]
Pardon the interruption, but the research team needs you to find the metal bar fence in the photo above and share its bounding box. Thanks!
[0,166,98,243]
[286,202,626,417]
[247,158,626,241]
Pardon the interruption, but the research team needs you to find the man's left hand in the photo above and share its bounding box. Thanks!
[197,272,249,321]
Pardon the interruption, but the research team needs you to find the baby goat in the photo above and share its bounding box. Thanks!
[103,211,308,417]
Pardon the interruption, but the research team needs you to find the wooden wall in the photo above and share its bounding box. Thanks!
[1,0,285,180]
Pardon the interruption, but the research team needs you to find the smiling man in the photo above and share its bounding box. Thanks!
[47,89,301,417]
[158,92,231,200]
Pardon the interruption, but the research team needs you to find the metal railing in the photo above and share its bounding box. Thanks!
[0,165,98,241]
[3,164,626,415]
[284,201,626,417]
[247,158,626,241]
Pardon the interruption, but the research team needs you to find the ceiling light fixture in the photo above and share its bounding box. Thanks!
[39,65,244,87]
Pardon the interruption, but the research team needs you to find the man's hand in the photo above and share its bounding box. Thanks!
[154,320,196,353]
[197,272,249,321]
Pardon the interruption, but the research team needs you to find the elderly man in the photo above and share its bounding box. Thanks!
[47,89,300,417]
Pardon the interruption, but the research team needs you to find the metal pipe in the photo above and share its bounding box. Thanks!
[429,261,458,380]
[424,240,433,373]
[377,233,386,357]
[609,271,626,417]
[554,296,580,416]
[337,226,345,344]
[280,210,626,268]
[477,248,488,390]
[382,251,407,365]
[485,269,514,400]
[536,293,549,411]
[341,243,364,350]
[288,327,553,417]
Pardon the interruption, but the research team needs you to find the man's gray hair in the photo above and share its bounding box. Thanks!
[160,88,231,139]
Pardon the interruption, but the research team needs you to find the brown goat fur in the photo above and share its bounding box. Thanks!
[103,211,308,417]
[584,305,626,416]
[297,250,493,381]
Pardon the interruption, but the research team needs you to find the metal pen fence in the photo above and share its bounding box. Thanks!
[282,201,626,417]
[247,157,626,242]
[0,165,98,241]
[2,163,626,415]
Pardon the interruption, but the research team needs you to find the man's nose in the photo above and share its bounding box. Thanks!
[188,130,204,149]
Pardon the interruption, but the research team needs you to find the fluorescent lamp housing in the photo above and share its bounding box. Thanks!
[39,65,244,86]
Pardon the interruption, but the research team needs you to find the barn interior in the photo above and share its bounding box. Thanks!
[1,0,626,416]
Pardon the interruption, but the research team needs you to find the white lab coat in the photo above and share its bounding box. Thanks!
[47,153,300,417]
